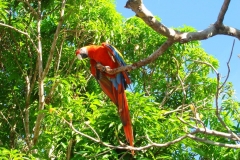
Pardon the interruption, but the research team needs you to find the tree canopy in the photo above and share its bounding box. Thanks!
[0,0,239,159]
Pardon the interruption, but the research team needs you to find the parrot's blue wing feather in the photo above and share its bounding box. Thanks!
[105,44,127,66]
[105,44,131,89]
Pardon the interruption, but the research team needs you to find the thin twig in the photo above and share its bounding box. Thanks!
[173,57,186,116]
[192,60,218,75]
[20,0,39,18]
[219,39,235,90]
[163,104,189,115]
[0,22,39,53]
[213,39,240,141]
[84,121,100,141]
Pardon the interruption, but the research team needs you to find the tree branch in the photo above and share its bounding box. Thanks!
[215,0,230,26]
[33,0,44,145]
[125,0,240,42]
[45,79,60,104]
[219,39,235,90]
[214,39,240,141]
[179,117,240,142]
[19,0,39,19]
[24,75,31,148]
[96,40,174,75]
[197,128,240,140]
[0,22,39,52]
[63,118,199,151]
[188,134,240,148]
[125,0,178,40]
[192,60,218,75]
[42,0,66,78]
[54,38,65,75]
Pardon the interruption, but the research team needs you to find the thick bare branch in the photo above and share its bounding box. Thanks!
[125,0,240,42]
[215,0,231,26]
[125,0,178,40]
[179,117,240,142]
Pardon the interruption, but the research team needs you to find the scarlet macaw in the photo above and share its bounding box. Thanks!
[75,43,134,154]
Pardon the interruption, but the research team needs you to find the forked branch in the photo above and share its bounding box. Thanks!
[125,0,240,43]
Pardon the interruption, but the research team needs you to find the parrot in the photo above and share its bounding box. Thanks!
[75,43,134,154]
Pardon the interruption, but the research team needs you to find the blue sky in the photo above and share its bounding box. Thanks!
[115,0,240,100]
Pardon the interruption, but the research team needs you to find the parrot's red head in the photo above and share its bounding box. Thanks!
[75,47,88,60]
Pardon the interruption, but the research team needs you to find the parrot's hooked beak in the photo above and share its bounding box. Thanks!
[76,47,88,60]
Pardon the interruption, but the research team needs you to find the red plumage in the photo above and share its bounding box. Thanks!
[76,43,134,155]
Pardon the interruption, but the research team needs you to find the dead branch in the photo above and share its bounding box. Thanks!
[219,39,235,90]
[215,0,230,26]
[214,39,240,141]
[125,0,240,43]
[98,0,239,76]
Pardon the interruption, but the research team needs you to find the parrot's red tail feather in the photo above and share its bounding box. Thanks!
[117,84,134,155]
[97,74,134,155]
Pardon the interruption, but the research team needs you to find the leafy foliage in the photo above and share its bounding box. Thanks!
[0,0,239,159]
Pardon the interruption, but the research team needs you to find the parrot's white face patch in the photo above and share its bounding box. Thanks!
[76,47,88,60]
[80,47,88,55]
